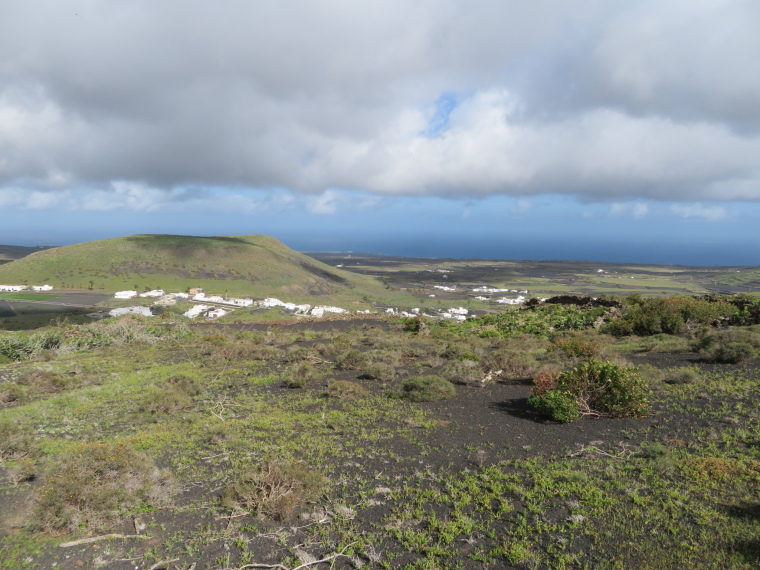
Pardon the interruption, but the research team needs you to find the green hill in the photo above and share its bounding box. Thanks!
[0,234,413,306]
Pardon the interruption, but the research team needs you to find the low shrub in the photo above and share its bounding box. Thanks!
[30,442,175,535]
[222,459,326,520]
[283,362,323,388]
[663,367,701,385]
[440,342,482,361]
[336,349,369,370]
[549,336,599,359]
[359,362,396,382]
[0,420,36,462]
[528,389,580,423]
[693,329,760,363]
[528,360,649,422]
[603,296,737,337]
[136,384,192,418]
[15,368,73,395]
[442,360,482,385]
[164,373,204,396]
[324,380,368,400]
[400,376,456,402]
[481,348,540,380]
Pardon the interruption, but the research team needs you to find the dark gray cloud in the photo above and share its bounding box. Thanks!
[1,0,758,201]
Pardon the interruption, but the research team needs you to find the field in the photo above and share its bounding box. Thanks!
[2,296,760,569]
[311,254,760,298]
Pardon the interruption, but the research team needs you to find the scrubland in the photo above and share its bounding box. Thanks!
[1,295,760,569]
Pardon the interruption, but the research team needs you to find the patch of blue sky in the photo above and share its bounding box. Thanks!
[421,91,460,138]
[3,188,760,265]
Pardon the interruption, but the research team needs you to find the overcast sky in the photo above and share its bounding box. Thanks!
[1,1,759,264]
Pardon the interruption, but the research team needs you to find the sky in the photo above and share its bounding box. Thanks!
[1,0,759,265]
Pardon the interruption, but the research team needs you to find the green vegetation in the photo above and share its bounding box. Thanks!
[528,360,650,422]
[398,375,457,402]
[0,234,418,307]
[2,293,760,568]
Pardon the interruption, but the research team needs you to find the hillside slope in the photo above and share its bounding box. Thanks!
[0,234,411,306]
[0,244,53,263]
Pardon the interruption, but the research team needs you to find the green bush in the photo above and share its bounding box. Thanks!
[603,296,737,337]
[528,360,649,422]
[693,329,760,363]
[400,376,456,402]
[527,390,579,423]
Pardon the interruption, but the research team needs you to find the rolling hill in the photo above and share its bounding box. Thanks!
[0,234,413,306]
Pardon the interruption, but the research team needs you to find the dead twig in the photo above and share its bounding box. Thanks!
[235,542,357,570]
[148,559,180,570]
[59,534,148,548]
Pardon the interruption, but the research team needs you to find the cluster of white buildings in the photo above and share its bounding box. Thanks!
[0,284,54,292]
[385,306,470,322]
[496,296,526,305]
[258,298,348,318]
[192,292,253,307]
[472,286,528,294]
[432,285,457,292]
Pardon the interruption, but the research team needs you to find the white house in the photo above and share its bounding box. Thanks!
[184,304,209,319]
[475,296,489,301]
[139,289,165,298]
[31,285,54,291]
[0,285,26,292]
[496,296,526,305]
[226,298,253,307]
[207,295,225,303]
[114,290,138,299]
[448,307,468,315]
[109,306,153,317]
[207,308,227,319]
[193,292,207,301]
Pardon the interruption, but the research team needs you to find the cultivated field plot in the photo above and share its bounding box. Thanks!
[2,298,760,569]
[0,292,111,331]
[311,254,760,298]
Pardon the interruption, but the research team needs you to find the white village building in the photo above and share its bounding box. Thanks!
[114,290,138,299]
[496,296,526,305]
[184,304,209,319]
[109,306,153,317]
[139,289,165,298]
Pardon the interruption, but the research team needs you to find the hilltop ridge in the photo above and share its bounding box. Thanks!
[0,234,411,306]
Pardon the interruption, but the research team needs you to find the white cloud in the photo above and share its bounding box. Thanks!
[610,202,649,218]
[670,203,728,221]
[305,189,381,215]
[0,1,758,204]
